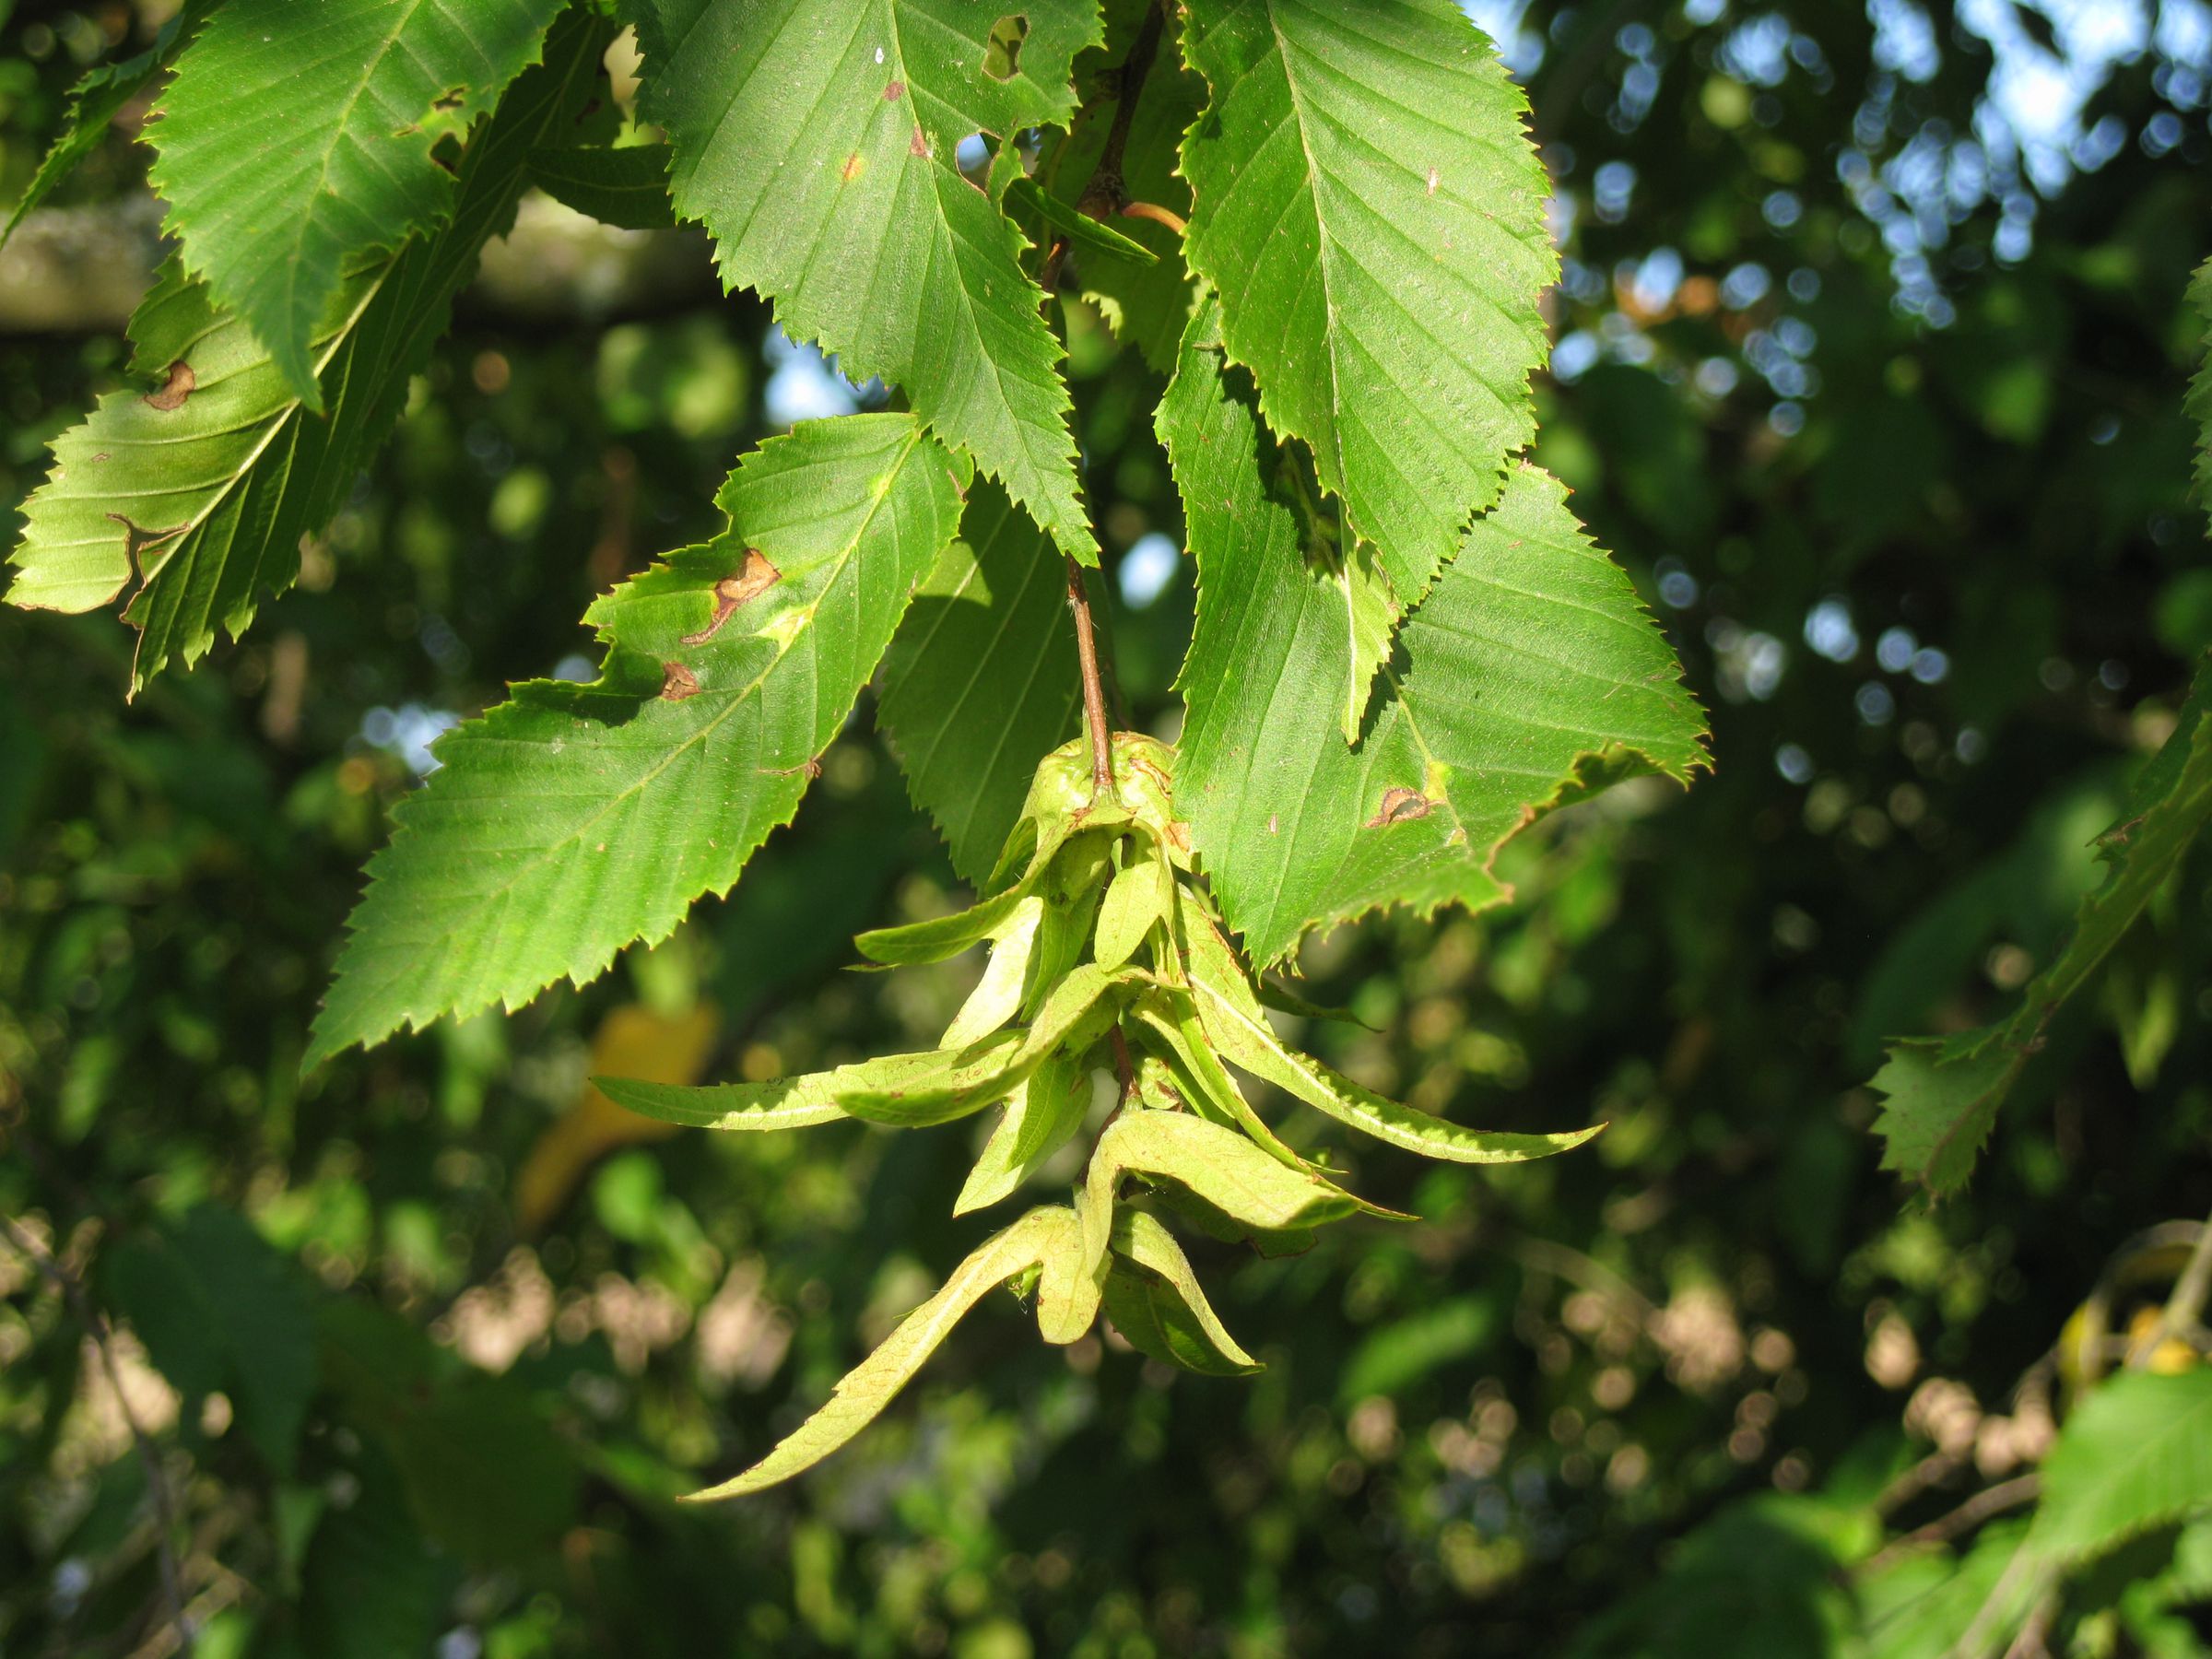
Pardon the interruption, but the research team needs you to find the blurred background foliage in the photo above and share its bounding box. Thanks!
[3,0,2212,1653]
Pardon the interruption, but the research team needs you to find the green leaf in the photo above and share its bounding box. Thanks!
[2032,1370,2212,1567]
[878,481,1085,884]
[1163,318,1710,967]
[1180,890,1603,1162]
[855,822,1082,968]
[2187,256,2212,521]
[310,413,970,1064]
[1866,1034,2019,1197]
[1873,655,2212,1193]
[1106,1208,1258,1373]
[317,1300,581,1566]
[685,1206,1066,1498]
[1079,1107,1360,1283]
[104,1206,315,1476]
[953,1044,1094,1215]
[0,5,206,252]
[147,0,568,407]
[1042,0,1205,372]
[1179,0,1555,605]
[6,17,610,689]
[527,144,677,229]
[634,0,1102,560]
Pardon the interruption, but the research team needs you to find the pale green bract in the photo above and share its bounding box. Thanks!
[147,0,567,408]
[1179,0,1556,618]
[309,413,971,1065]
[4,17,610,691]
[1162,307,1711,968]
[683,1206,1074,1500]
[1871,656,2212,1194]
[632,0,1102,561]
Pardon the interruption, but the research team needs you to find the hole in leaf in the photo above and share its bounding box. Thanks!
[984,14,1027,80]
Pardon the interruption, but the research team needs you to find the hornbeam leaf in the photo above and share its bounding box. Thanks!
[1872,655,2212,1194]
[309,414,969,1064]
[147,0,568,407]
[1179,0,1555,605]
[527,145,677,230]
[879,482,1085,884]
[1181,893,1603,1163]
[1163,317,1710,967]
[685,1206,1067,1499]
[2188,256,2212,518]
[1079,1108,1360,1282]
[2030,1370,2212,1567]
[0,4,206,252]
[5,18,611,689]
[1107,1208,1259,1373]
[634,0,1102,560]
[952,1045,1093,1215]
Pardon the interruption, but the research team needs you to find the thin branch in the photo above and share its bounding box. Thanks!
[1861,1475,2041,1576]
[1065,555,1117,799]
[2131,1213,2212,1367]
[1041,1,1168,298]
[1119,200,1187,236]
[1,1212,192,1654]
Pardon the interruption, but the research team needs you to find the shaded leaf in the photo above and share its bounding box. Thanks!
[0,5,206,252]
[1106,1207,1258,1373]
[878,481,1085,884]
[954,1044,1094,1215]
[104,1206,314,1475]
[528,144,677,229]
[1873,656,2212,1192]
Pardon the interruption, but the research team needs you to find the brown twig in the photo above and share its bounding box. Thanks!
[1,1212,192,1653]
[1065,556,1117,800]
[1862,1475,2041,1577]
[2131,1211,2212,1368]
[1041,1,1168,299]
[1119,200,1187,236]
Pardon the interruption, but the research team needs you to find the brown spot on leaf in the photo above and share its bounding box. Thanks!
[104,512,187,581]
[679,548,780,644]
[884,79,906,100]
[660,662,701,700]
[1366,786,1432,828]
[143,360,194,411]
[764,755,824,780]
[909,125,930,158]
[841,152,865,182]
